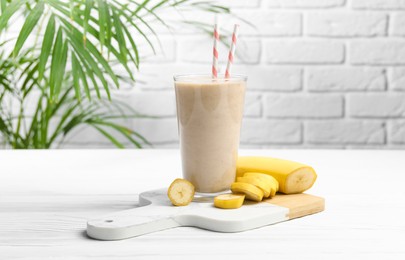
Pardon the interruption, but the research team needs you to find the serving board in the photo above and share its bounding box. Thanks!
[87,188,325,240]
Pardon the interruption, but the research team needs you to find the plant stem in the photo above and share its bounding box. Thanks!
[14,98,25,147]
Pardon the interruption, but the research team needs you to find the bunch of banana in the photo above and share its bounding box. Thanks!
[167,156,317,209]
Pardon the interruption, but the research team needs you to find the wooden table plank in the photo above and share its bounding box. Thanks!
[1,150,405,259]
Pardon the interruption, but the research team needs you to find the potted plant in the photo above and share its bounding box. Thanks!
[0,0,230,148]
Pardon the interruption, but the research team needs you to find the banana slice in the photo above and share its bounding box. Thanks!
[214,194,245,209]
[231,182,263,202]
[284,169,315,194]
[244,172,279,197]
[237,176,271,198]
[243,172,279,190]
[167,178,195,206]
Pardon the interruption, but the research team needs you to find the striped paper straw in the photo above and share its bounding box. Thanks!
[225,24,239,78]
[212,23,220,78]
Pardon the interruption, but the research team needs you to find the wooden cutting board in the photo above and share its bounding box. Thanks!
[87,188,325,240]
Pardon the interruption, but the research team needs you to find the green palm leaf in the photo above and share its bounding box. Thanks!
[111,4,157,55]
[112,9,128,63]
[74,54,91,100]
[52,1,135,77]
[71,52,81,101]
[64,25,111,100]
[1,0,233,149]
[89,120,142,148]
[97,0,107,51]
[49,28,64,101]
[83,0,93,45]
[13,1,44,57]
[1,0,7,14]
[0,0,28,32]
[38,14,55,82]
[62,20,119,87]
[92,125,125,148]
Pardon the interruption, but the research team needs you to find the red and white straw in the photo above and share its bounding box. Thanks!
[225,24,239,78]
[212,23,220,78]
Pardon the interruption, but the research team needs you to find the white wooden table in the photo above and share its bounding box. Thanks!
[1,149,404,259]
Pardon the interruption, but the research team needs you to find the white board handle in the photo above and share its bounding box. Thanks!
[86,205,180,240]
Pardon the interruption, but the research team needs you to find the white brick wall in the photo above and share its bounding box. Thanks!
[350,40,405,65]
[305,120,385,144]
[348,93,405,117]
[307,13,387,37]
[390,68,405,90]
[388,120,405,143]
[265,41,344,64]
[391,13,405,36]
[307,68,386,92]
[267,0,345,8]
[265,94,343,118]
[63,0,405,149]
[352,0,405,10]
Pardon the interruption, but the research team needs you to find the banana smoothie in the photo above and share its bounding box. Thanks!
[174,75,246,193]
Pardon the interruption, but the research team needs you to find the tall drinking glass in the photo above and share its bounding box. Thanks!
[174,74,247,193]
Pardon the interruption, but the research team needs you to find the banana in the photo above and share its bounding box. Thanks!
[237,156,317,194]
[231,182,263,202]
[214,194,245,209]
[167,178,195,206]
[269,181,278,197]
[236,176,271,198]
[243,172,279,197]
[244,172,279,191]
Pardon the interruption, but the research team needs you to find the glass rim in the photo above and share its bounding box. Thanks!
[174,74,247,82]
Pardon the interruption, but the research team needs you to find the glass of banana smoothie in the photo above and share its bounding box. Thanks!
[174,74,247,193]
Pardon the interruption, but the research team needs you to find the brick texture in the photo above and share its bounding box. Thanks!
[241,119,301,144]
[234,65,302,92]
[41,0,404,149]
[307,13,387,37]
[227,0,261,8]
[268,0,345,8]
[305,120,385,144]
[244,93,262,117]
[307,68,386,92]
[389,68,405,91]
[232,11,301,36]
[141,37,176,63]
[352,0,405,10]
[347,94,405,117]
[390,13,405,36]
[179,36,261,64]
[388,121,405,143]
[265,41,344,64]
[132,118,179,144]
[265,94,343,118]
[350,41,405,65]
[115,91,177,117]
[137,64,209,90]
